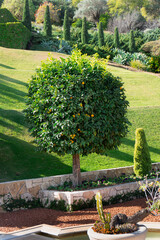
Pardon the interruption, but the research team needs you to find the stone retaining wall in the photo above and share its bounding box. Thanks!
[0,163,160,206]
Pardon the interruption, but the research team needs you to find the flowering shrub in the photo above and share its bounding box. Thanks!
[147,56,160,73]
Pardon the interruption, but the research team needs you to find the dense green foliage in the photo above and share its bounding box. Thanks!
[63,9,70,41]
[98,21,104,47]
[81,17,88,44]
[0,22,31,49]
[44,5,52,37]
[134,128,151,177]
[0,8,17,23]
[129,30,135,53]
[22,0,31,31]
[114,27,119,48]
[25,50,129,157]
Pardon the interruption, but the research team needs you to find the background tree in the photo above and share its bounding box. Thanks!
[35,2,59,24]
[74,0,108,24]
[134,128,151,177]
[81,17,88,44]
[44,5,52,37]
[98,21,104,47]
[107,11,146,33]
[114,27,120,48]
[2,0,35,20]
[129,30,135,52]
[63,9,70,41]
[22,0,31,31]
[25,51,129,186]
[72,0,82,7]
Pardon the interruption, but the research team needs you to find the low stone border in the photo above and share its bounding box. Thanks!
[0,163,160,206]
[39,181,140,206]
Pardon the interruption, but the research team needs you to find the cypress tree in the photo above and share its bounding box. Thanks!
[129,30,135,53]
[98,21,104,47]
[134,128,151,177]
[44,5,52,37]
[22,0,31,31]
[81,17,88,44]
[63,9,70,41]
[114,27,120,48]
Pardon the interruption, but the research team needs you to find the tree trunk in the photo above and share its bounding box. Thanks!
[72,154,82,187]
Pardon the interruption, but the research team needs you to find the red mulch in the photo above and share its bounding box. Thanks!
[0,198,160,233]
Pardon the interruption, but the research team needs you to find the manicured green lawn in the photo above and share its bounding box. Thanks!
[0,47,160,182]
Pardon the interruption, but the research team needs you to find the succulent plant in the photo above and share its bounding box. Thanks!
[115,223,138,234]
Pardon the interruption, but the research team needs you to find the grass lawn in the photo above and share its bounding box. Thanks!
[0,46,160,182]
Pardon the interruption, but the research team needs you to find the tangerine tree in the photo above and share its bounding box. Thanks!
[25,51,129,186]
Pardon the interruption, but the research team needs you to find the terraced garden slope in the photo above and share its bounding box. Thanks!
[0,46,160,182]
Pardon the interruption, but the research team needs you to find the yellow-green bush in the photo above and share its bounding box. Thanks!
[130,60,146,70]
[0,22,31,49]
[134,128,151,177]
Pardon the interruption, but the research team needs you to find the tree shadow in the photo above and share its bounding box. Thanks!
[0,82,26,102]
[0,73,28,87]
[0,133,81,182]
[122,137,160,156]
[0,63,15,69]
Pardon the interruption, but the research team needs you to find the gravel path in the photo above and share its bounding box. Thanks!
[0,198,160,233]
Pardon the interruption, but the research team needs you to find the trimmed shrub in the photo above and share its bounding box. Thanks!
[63,9,70,41]
[81,17,88,44]
[129,30,135,53]
[0,8,17,23]
[141,40,160,57]
[134,128,151,177]
[114,27,119,48]
[98,21,104,47]
[22,0,31,31]
[0,22,31,49]
[44,5,52,37]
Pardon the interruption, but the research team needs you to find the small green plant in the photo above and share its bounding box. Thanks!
[139,174,160,215]
[147,56,160,73]
[134,128,151,177]
[44,5,52,37]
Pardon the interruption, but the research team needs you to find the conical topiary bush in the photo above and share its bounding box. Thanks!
[134,128,151,177]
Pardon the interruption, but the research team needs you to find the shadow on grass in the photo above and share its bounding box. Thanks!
[0,108,25,127]
[0,63,15,69]
[0,82,26,102]
[0,74,28,87]
[0,133,75,182]
[122,137,160,156]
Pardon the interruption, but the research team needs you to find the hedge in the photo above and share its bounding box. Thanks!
[0,8,17,23]
[0,22,31,49]
[141,39,160,56]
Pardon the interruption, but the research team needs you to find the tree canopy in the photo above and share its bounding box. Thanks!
[25,51,129,186]
[74,0,108,23]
